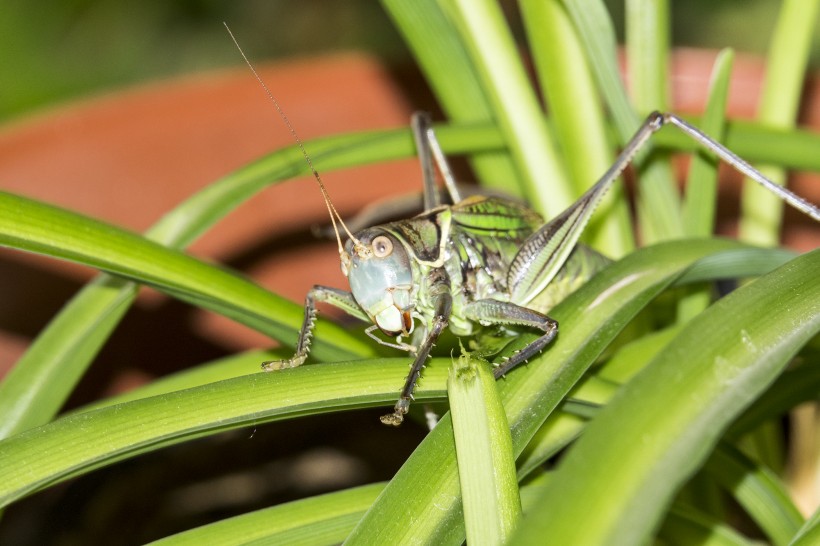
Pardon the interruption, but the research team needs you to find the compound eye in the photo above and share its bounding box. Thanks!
[372,235,394,258]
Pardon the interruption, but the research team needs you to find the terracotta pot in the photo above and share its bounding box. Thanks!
[0,49,817,390]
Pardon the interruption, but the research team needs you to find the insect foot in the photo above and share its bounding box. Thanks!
[380,398,411,426]
[261,354,307,371]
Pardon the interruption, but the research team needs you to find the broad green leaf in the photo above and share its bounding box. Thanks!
[512,249,819,546]
[0,358,450,508]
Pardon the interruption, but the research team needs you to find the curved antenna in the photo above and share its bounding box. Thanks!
[223,22,367,261]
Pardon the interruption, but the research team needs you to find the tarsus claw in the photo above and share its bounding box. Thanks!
[261,354,307,371]
[380,398,410,426]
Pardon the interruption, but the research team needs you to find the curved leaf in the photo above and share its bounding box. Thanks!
[0,358,450,508]
[0,190,371,359]
[149,482,385,546]
[512,249,819,546]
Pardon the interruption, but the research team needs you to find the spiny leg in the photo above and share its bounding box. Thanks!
[262,285,367,371]
[463,299,558,379]
[600,112,818,221]
[380,269,452,426]
[662,113,820,221]
[507,111,819,305]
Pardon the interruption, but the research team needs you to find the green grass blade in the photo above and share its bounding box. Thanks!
[438,0,572,216]
[149,482,385,546]
[380,0,520,192]
[740,0,820,245]
[520,0,632,256]
[0,276,137,438]
[449,350,521,544]
[681,48,734,238]
[659,504,753,546]
[564,0,681,243]
[790,507,820,546]
[512,249,820,546]
[626,0,682,242]
[706,444,804,546]
[596,324,684,384]
[0,358,450,508]
[345,239,758,545]
[516,375,619,479]
[677,48,735,321]
[562,0,637,138]
[727,362,820,439]
[0,191,372,359]
[516,410,586,480]
[626,0,670,117]
[77,349,284,412]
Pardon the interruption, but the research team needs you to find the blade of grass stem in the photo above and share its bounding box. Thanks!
[790,507,820,546]
[438,0,572,216]
[379,0,520,193]
[626,0,682,242]
[449,351,521,544]
[520,0,632,256]
[677,48,734,321]
[740,0,820,245]
[0,191,372,359]
[0,358,450,509]
[564,0,681,243]
[706,444,804,546]
[680,49,734,237]
[512,249,820,545]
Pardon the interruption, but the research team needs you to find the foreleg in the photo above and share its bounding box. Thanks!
[380,269,452,426]
[262,285,367,371]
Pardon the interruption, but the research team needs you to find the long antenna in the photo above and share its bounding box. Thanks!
[223,22,366,261]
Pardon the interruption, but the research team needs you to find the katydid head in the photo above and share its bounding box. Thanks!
[343,229,415,337]
[226,24,415,337]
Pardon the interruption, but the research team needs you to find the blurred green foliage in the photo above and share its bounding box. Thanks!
[2,0,819,122]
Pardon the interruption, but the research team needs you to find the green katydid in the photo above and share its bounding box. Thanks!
[261,110,820,426]
[227,26,820,427]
